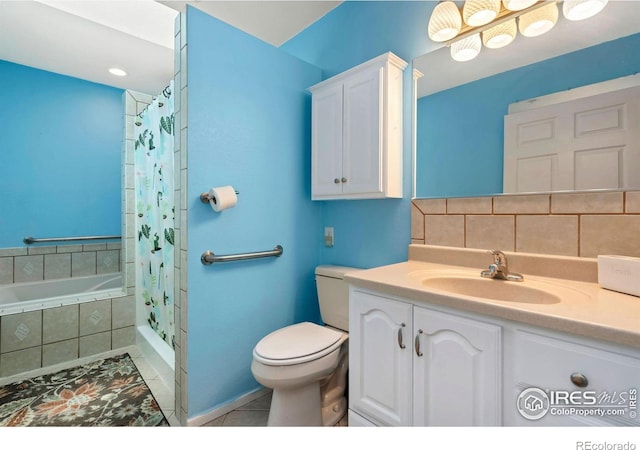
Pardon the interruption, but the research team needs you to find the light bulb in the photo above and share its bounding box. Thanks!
[563,0,608,21]
[451,33,481,62]
[483,19,517,49]
[519,1,558,37]
[428,1,463,42]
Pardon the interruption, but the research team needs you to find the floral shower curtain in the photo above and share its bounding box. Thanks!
[135,82,175,349]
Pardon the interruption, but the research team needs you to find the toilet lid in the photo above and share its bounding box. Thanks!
[254,322,344,364]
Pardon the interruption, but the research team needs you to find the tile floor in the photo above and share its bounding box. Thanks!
[0,345,348,427]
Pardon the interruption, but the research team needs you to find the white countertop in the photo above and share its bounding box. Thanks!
[345,258,640,349]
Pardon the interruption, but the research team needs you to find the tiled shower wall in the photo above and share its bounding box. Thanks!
[0,243,121,285]
[411,190,640,258]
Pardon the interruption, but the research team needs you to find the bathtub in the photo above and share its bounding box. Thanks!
[0,273,124,315]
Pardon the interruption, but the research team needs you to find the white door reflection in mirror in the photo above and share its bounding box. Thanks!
[504,76,640,193]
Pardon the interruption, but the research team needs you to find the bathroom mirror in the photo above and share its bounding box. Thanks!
[413,1,640,199]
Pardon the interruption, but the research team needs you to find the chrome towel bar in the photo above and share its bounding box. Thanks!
[24,235,121,245]
[201,245,283,265]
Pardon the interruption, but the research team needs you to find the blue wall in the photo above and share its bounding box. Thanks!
[281,1,437,268]
[0,60,123,248]
[416,32,640,198]
[185,7,323,417]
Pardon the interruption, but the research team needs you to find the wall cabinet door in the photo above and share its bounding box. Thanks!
[341,65,382,196]
[311,82,344,197]
[413,307,502,426]
[349,290,413,426]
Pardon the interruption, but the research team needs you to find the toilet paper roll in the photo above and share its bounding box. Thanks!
[208,186,237,212]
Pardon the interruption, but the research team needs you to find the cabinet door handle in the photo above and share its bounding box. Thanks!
[415,329,424,357]
[397,323,406,349]
[570,372,589,388]
[334,178,340,184]
[341,177,347,183]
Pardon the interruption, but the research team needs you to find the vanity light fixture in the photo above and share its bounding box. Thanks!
[108,67,127,77]
[428,0,609,62]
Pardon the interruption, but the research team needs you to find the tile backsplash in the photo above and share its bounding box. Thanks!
[411,190,640,258]
[0,243,121,285]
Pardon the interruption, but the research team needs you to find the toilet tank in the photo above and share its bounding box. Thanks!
[315,265,362,332]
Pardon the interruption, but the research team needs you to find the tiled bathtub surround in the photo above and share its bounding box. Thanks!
[411,190,640,258]
[0,243,121,285]
[0,296,135,377]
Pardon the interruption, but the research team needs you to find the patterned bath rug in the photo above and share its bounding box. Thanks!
[0,353,169,427]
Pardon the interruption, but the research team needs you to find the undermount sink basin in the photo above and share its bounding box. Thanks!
[417,275,562,304]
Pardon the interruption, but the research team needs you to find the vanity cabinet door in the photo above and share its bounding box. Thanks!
[412,306,502,426]
[349,290,413,426]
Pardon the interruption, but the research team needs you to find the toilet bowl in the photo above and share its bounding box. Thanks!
[251,265,360,426]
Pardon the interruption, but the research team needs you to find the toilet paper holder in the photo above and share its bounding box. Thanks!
[200,189,239,204]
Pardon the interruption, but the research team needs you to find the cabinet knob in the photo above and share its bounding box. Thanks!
[415,329,424,357]
[341,177,348,183]
[397,323,406,349]
[334,178,340,184]
[570,372,589,388]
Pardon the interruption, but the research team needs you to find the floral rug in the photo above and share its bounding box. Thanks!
[0,353,168,427]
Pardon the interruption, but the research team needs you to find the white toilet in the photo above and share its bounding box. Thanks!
[251,265,361,426]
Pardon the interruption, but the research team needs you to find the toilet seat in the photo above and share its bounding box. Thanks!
[254,322,346,366]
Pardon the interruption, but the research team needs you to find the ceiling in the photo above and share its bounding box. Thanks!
[0,1,341,95]
[1,1,638,97]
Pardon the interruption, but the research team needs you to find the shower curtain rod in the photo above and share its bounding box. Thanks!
[23,235,121,245]
[134,82,173,122]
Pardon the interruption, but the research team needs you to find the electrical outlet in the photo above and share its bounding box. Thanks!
[324,227,334,247]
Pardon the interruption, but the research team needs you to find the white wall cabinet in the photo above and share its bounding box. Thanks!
[349,286,640,427]
[349,289,501,426]
[309,52,407,200]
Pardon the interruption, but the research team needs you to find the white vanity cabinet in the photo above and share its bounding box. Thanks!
[349,289,502,426]
[309,52,407,200]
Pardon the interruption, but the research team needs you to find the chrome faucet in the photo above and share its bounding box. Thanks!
[481,250,524,282]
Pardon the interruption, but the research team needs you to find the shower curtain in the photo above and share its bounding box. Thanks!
[135,82,175,349]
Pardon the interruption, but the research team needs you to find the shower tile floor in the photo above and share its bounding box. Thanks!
[0,345,348,427]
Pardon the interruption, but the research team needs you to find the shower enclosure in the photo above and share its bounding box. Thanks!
[130,82,175,383]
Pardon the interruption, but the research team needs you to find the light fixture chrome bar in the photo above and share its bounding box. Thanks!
[23,235,121,245]
[445,0,554,46]
[201,245,283,265]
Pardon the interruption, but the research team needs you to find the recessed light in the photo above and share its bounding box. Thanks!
[108,68,127,77]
